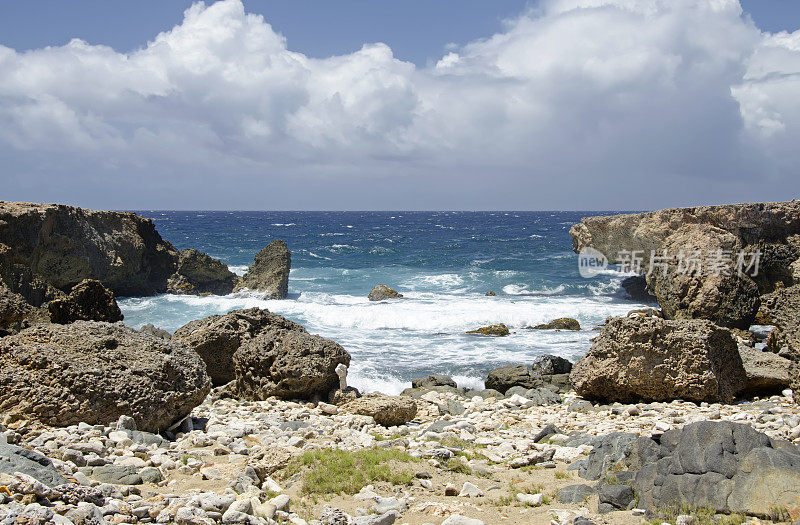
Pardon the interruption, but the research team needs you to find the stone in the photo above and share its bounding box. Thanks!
[336,363,348,390]
[533,424,561,443]
[352,512,397,525]
[485,365,543,394]
[235,240,291,299]
[342,393,417,426]
[0,321,210,432]
[570,316,747,403]
[81,465,143,485]
[621,275,656,302]
[232,319,351,401]
[174,307,305,386]
[138,323,171,340]
[47,279,123,324]
[411,375,457,389]
[598,484,634,510]
[367,284,403,301]
[444,484,458,496]
[458,481,483,497]
[530,318,581,330]
[0,284,34,333]
[556,484,593,504]
[167,249,238,296]
[738,344,792,396]
[516,493,542,505]
[531,355,573,375]
[0,444,68,487]
[440,515,485,525]
[373,496,406,514]
[0,202,180,300]
[466,324,509,336]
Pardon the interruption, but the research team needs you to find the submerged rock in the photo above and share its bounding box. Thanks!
[368,284,403,301]
[570,316,746,403]
[47,278,123,324]
[235,240,291,299]
[0,321,210,432]
[530,318,581,331]
[167,249,238,295]
[466,323,509,336]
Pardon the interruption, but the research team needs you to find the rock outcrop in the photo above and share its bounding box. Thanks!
[620,275,656,302]
[570,316,746,403]
[341,393,417,426]
[530,318,581,331]
[47,278,123,324]
[173,308,303,385]
[0,321,210,432]
[0,202,180,301]
[367,284,403,301]
[738,344,792,395]
[466,324,510,336]
[235,240,291,299]
[167,249,238,296]
[231,320,351,401]
[0,284,33,333]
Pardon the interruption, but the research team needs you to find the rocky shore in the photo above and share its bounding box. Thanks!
[2,200,800,525]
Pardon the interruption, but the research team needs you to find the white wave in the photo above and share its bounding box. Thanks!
[228,265,248,276]
[307,252,332,260]
[453,375,485,391]
[501,284,565,295]
[529,234,544,238]
[271,223,296,226]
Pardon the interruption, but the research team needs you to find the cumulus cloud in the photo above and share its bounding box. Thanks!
[0,0,798,209]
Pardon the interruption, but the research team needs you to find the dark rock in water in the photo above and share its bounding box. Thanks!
[232,319,350,401]
[48,278,123,324]
[138,323,171,340]
[174,307,303,386]
[0,321,210,432]
[570,316,746,403]
[0,443,67,487]
[0,283,34,333]
[556,484,594,504]
[738,344,792,396]
[367,284,403,301]
[530,318,581,331]
[235,240,291,299]
[0,201,179,299]
[485,364,543,394]
[485,290,496,296]
[341,393,417,426]
[412,374,457,389]
[467,323,510,336]
[532,355,573,375]
[621,275,656,302]
[167,249,238,295]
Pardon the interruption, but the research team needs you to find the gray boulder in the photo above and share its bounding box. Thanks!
[556,484,594,504]
[138,323,171,340]
[235,240,291,299]
[531,355,573,375]
[167,249,238,295]
[47,278,123,324]
[570,316,747,403]
[412,375,457,389]
[0,443,67,487]
[174,307,303,385]
[738,344,792,396]
[0,321,210,432]
[485,365,543,394]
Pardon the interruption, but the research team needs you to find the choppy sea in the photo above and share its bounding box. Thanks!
[118,211,650,394]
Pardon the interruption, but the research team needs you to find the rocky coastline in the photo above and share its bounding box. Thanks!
[1,200,800,525]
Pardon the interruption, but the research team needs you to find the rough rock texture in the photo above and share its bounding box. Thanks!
[738,344,792,395]
[367,284,403,301]
[531,355,573,375]
[167,249,238,296]
[466,324,510,336]
[758,283,800,332]
[621,276,656,302]
[485,365,543,394]
[0,321,210,432]
[570,316,747,403]
[138,323,171,340]
[341,393,417,426]
[412,375,457,389]
[577,421,800,518]
[47,278,123,324]
[232,323,351,401]
[235,240,290,299]
[530,318,581,331]
[570,202,800,328]
[174,308,302,385]
[0,283,33,332]
[0,444,68,487]
[0,202,179,301]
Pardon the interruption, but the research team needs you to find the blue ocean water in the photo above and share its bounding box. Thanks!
[119,211,649,394]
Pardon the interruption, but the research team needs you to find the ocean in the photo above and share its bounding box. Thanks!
[118,211,650,394]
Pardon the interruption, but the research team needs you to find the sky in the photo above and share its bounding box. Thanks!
[0,0,799,210]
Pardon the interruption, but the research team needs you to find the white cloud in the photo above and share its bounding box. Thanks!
[0,0,797,209]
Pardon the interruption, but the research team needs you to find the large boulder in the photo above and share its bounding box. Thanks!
[167,249,238,296]
[570,316,746,403]
[0,321,210,432]
[485,364,543,394]
[368,284,403,301]
[0,201,179,300]
[738,345,792,396]
[341,393,417,426]
[232,323,351,401]
[531,355,573,375]
[0,444,68,487]
[235,240,291,299]
[173,307,303,385]
[47,278,123,324]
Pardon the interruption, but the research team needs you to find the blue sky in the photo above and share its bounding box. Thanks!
[0,0,799,210]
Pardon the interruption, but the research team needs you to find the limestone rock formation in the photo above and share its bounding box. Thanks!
[0,321,210,432]
[47,278,123,324]
[367,284,403,301]
[174,307,303,385]
[621,275,656,302]
[466,323,510,336]
[738,344,792,396]
[341,393,417,426]
[167,249,238,296]
[0,201,179,300]
[235,240,291,299]
[530,318,581,331]
[0,283,33,333]
[570,316,746,403]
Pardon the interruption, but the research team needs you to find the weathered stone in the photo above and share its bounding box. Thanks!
[556,484,594,504]
[530,318,581,331]
[0,321,210,432]
[0,444,67,487]
[47,279,123,324]
[0,283,33,333]
[738,344,792,396]
[570,316,746,403]
[466,324,509,336]
[235,240,291,299]
[138,323,171,340]
[367,284,403,301]
[167,249,238,295]
[342,393,417,426]
[531,355,573,375]
[485,365,543,394]
[412,375,457,389]
[79,465,143,485]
